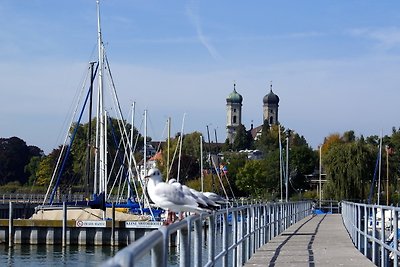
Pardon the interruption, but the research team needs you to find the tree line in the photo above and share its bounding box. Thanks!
[1,119,400,204]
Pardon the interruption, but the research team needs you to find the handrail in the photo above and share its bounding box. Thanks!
[342,201,400,266]
[102,201,312,267]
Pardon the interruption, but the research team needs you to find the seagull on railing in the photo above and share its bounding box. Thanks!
[168,178,219,210]
[203,192,229,205]
[145,168,208,223]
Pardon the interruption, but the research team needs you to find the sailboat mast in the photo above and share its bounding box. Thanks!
[167,117,171,180]
[104,110,108,199]
[278,124,283,202]
[177,113,186,182]
[128,102,135,198]
[96,0,106,195]
[143,109,147,177]
[200,135,204,192]
[85,62,95,198]
[377,132,382,204]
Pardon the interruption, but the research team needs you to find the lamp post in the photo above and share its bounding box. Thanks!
[319,144,322,208]
[285,129,291,202]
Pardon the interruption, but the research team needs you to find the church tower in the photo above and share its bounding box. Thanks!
[226,83,243,143]
[263,83,280,125]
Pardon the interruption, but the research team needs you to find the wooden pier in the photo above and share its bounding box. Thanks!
[244,214,375,266]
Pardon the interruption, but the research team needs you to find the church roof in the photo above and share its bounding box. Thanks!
[263,85,279,104]
[226,84,243,104]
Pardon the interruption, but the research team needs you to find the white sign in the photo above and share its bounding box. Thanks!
[76,220,107,228]
[125,221,163,229]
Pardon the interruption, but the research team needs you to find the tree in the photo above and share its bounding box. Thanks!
[25,156,42,185]
[232,124,252,151]
[255,123,283,156]
[323,140,375,201]
[35,146,74,190]
[0,137,42,185]
[236,160,267,197]
[221,152,247,196]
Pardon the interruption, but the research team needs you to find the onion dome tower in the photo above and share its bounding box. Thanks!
[226,83,243,143]
[263,83,279,125]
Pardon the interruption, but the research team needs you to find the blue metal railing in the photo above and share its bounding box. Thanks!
[101,201,312,267]
[342,201,400,267]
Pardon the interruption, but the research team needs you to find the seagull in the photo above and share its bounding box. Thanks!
[145,168,205,215]
[203,192,230,205]
[189,188,220,210]
[168,178,217,210]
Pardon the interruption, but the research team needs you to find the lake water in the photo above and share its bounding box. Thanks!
[0,244,122,267]
[0,242,222,267]
[1,224,232,266]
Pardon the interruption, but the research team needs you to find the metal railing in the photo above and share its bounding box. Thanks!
[102,201,312,267]
[342,201,400,267]
[0,193,90,204]
[315,200,341,214]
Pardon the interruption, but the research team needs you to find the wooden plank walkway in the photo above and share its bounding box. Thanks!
[244,214,376,267]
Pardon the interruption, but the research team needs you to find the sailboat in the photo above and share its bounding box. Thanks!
[33,1,162,222]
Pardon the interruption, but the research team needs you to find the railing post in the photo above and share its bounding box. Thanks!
[246,206,251,261]
[274,204,278,237]
[8,202,13,247]
[262,205,267,245]
[380,207,385,267]
[153,227,169,267]
[372,206,377,265]
[232,210,238,267]
[179,224,190,267]
[239,209,245,266]
[63,201,67,247]
[250,206,255,256]
[152,231,165,267]
[394,209,398,266]
[111,202,115,247]
[357,204,361,250]
[208,214,216,266]
[363,205,367,257]
[279,203,282,233]
[194,216,202,267]
[222,211,228,267]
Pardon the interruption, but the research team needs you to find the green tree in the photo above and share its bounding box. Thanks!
[25,156,42,185]
[323,140,375,201]
[0,137,42,185]
[221,152,247,196]
[236,160,267,197]
[232,124,252,151]
[254,123,287,157]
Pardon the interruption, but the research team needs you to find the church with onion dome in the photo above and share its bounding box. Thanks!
[226,83,280,143]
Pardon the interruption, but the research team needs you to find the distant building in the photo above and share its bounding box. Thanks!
[226,84,243,144]
[263,84,280,126]
[226,83,280,142]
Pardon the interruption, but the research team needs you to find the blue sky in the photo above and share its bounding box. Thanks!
[1,0,400,154]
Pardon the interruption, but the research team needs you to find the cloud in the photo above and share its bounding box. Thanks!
[348,27,400,50]
[185,0,221,60]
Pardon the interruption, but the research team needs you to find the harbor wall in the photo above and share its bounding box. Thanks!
[0,219,153,246]
[0,203,36,219]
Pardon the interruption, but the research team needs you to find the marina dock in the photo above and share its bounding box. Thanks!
[244,214,375,266]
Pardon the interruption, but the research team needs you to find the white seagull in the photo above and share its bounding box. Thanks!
[203,192,230,205]
[168,178,217,210]
[145,168,205,214]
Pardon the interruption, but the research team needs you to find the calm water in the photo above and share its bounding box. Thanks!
[0,244,207,267]
[0,244,150,267]
[1,227,231,266]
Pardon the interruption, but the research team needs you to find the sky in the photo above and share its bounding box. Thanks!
[1,0,400,154]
